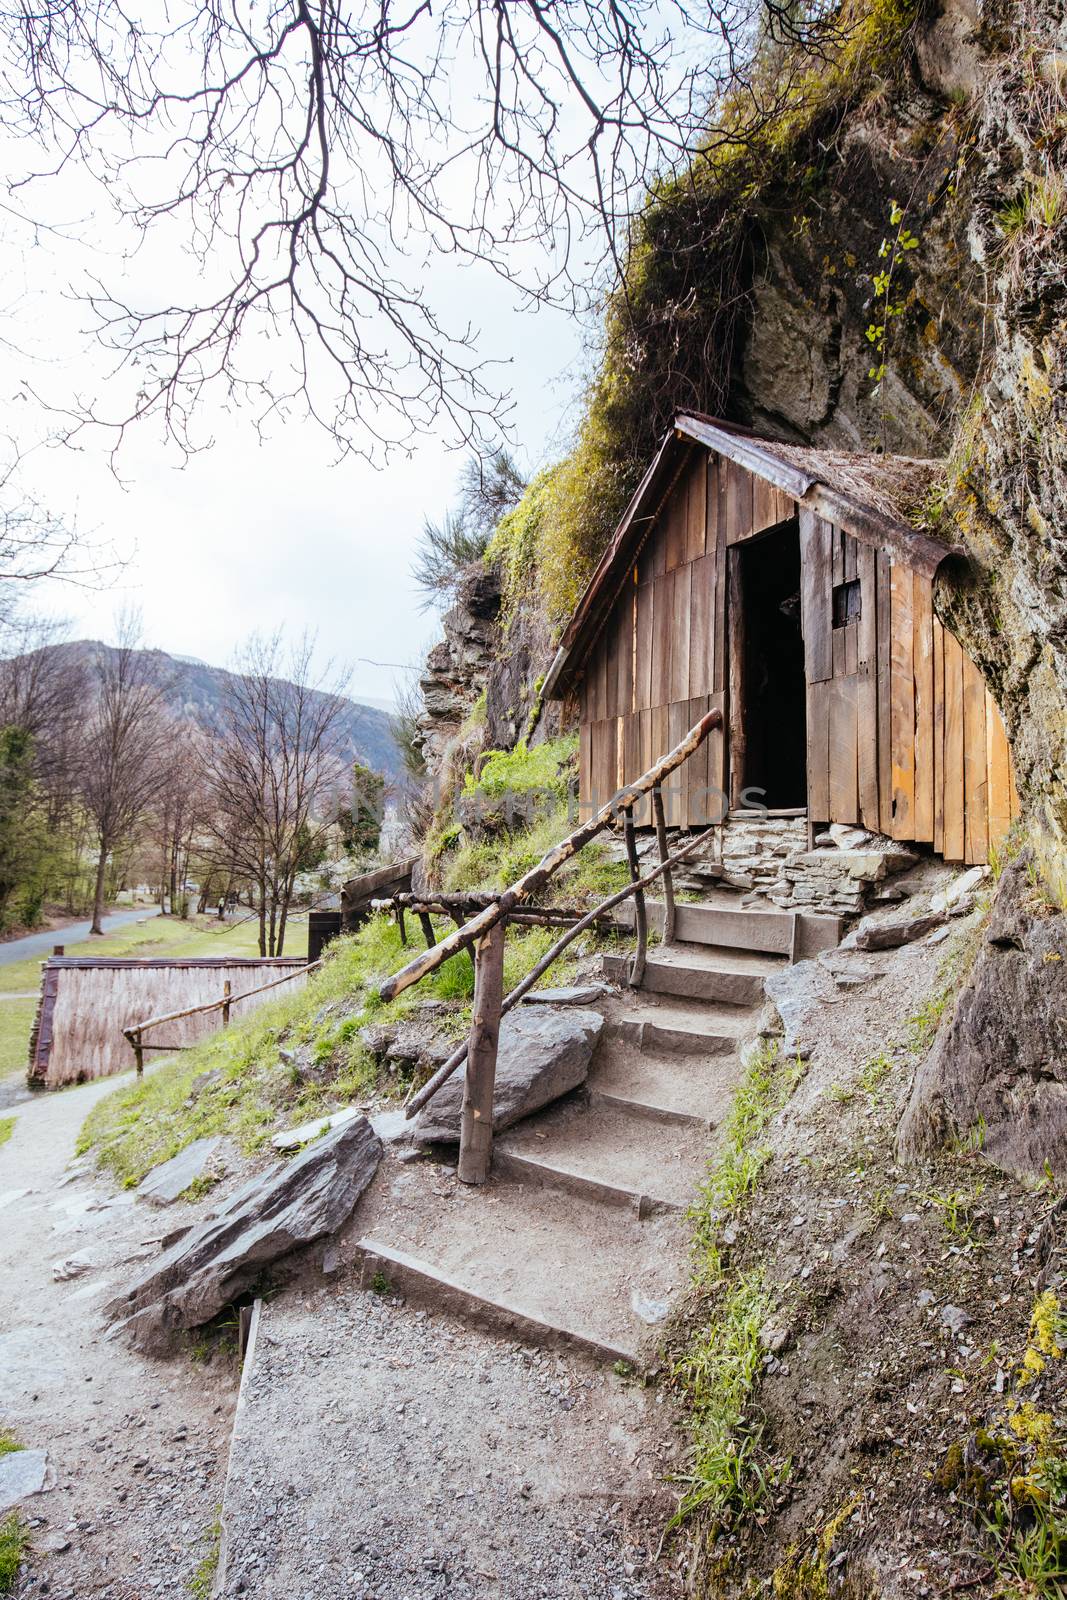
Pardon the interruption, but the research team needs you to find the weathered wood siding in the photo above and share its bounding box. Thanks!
[799,508,1018,863]
[28,957,308,1089]
[577,445,1018,866]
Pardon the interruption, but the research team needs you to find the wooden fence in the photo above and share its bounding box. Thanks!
[28,956,308,1090]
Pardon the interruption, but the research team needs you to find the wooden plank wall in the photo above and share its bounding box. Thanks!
[579,448,1018,866]
[800,507,1018,864]
[578,452,791,825]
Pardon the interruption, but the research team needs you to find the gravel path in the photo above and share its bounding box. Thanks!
[0,1075,235,1597]
[220,1281,683,1600]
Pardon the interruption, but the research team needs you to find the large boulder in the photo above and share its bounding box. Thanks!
[898,858,1067,1185]
[107,1116,382,1348]
[413,1007,603,1147]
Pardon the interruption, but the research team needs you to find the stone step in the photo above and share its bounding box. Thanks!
[586,1042,740,1129]
[614,899,842,958]
[603,993,753,1056]
[601,940,782,1005]
[497,1097,711,1215]
[354,1172,686,1365]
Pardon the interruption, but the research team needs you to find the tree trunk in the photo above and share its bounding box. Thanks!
[90,839,109,935]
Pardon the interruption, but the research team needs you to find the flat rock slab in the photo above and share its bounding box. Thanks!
[0,1448,52,1511]
[414,1007,604,1147]
[849,911,946,951]
[271,1107,362,1152]
[107,1116,382,1350]
[138,1137,222,1206]
[522,985,607,1007]
[369,1109,411,1146]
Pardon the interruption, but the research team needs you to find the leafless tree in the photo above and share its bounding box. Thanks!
[0,0,844,460]
[78,612,172,933]
[203,632,351,955]
[152,721,209,913]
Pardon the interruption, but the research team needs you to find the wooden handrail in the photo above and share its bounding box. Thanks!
[402,819,719,1122]
[378,706,722,1004]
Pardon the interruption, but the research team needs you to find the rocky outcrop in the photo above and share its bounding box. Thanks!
[898,857,1067,1184]
[417,566,502,775]
[413,1006,604,1146]
[107,1117,382,1348]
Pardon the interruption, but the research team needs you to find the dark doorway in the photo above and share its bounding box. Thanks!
[731,518,807,809]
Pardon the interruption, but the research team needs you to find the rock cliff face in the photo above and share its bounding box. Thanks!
[730,0,1067,881]
[416,568,501,778]
[416,567,563,795]
[899,855,1067,1183]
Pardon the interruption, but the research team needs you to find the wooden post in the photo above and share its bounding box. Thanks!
[396,906,408,946]
[133,1029,144,1077]
[222,980,232,1026]
[651,786,676,946]
[457,919,506,1186]
[728,545,747,810]
[418,911,436,950]
[623,805,647,988]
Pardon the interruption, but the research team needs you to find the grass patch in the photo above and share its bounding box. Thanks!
[463,735,576,800]
[689,1041,805,1279]
[0,1432,22,1456]
[188,1510,222,1599]
[0,999,36,1083]
[77,912,585,1189]
[440,791,631,902]
[669,1267,778,1530]
[938,1292,1067,1597]
[0,1514,27,1594]
[669,1040,804,1538]
[0,1118,14,1150]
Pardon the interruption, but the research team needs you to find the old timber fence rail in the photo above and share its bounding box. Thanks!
[122,958,319,1077]
[376,706,724,1185]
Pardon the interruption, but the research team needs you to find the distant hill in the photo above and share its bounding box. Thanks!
[46,641,405,784]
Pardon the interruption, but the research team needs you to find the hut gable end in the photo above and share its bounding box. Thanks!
[551,417,1017,868]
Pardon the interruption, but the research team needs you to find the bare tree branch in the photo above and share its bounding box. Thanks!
[0,0,847,459]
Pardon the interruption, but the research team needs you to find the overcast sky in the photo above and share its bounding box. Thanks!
[4,235,586,710]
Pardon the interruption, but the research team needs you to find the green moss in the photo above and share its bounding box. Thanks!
[482,0,923,627]
[0,1433,21,1457]
[463,735,576,801]
[0,1118,13,1150]
[771,1498,862,1599]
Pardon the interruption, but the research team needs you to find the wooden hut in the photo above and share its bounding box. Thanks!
[543,415,1018,865]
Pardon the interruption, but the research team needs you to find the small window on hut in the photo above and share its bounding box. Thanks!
[832,579,862,629]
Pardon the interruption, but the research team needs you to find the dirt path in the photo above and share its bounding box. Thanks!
[221,1281,682,1600]
[0,1077,235,1598]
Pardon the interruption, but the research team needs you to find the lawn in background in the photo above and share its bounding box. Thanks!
[0,910,309,1080]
